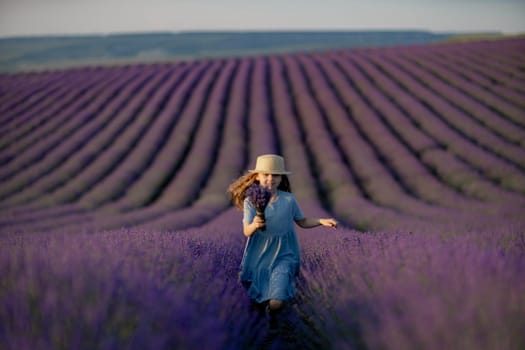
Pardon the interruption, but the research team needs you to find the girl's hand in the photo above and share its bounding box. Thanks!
[243,216,266,237]
[320,218,338,229]
[252,215,266,229]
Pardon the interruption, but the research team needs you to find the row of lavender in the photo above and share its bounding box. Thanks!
[0,38,524,233]
[1,207,524,349]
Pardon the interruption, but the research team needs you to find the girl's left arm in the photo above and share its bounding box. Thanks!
[296,217,338,229]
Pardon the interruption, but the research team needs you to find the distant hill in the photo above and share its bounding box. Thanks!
[0,30,459,73]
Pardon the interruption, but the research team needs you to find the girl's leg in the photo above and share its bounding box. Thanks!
[268,264,293,311]
[268,299,284,311]
[266,299,284,330]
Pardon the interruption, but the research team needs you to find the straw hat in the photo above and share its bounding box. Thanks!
[248,154,291,175]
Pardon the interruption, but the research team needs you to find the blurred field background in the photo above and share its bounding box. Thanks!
[1,29,525,350]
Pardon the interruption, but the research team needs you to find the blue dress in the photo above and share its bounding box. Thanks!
[240,190,305,303]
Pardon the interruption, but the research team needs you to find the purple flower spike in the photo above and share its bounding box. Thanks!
[245,184,272,231]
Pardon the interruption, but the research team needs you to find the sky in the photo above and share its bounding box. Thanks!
[0,0,524,38]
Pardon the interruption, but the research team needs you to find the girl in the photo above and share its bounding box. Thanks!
[228,154,337,319]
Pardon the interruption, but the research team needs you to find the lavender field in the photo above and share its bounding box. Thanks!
[1,38,525,349]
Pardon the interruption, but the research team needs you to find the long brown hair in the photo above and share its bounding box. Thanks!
[227,172,292,210]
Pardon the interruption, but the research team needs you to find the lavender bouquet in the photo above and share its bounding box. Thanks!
[245,184,272,231]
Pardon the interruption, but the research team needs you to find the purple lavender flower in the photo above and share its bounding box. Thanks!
[245,184,272,231]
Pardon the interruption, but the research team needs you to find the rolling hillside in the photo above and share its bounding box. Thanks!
[0,37,524,234]
[0,31,454,73]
